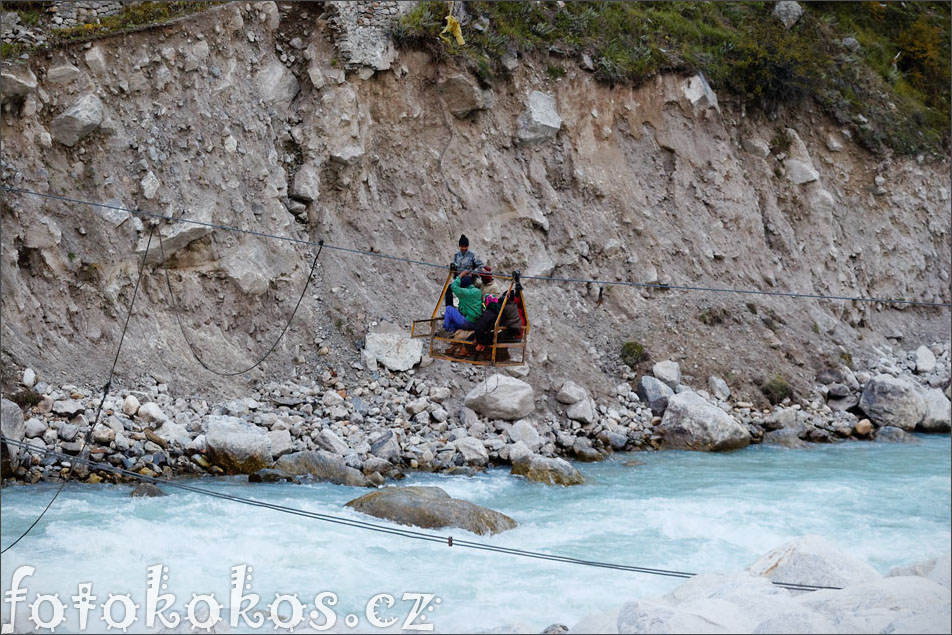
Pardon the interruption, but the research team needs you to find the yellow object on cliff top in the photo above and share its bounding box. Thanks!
[440,14,465,46]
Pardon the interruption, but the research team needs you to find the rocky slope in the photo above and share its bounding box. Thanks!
[1,2,949,416]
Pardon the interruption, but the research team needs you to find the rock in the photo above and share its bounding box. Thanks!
[660,391,750,451]
[840,37,861,52]
[762,428,808,449]
[362,323,423,372]
[501,53,519,72]
[23,418,46,439]
[84,46,107,75]
[256,59,299,104]
[511,455,583,486]
[888,552,952,590]
[507,440,532,465]
[362,456,395,476]
[915,345,937,375]
[122,395,141,417]
[652,360,682,389]
[429,386,451,403]
[854,419,872,437]
[274,450,370,487]
[455,437,489,466]
[708,376,731,400]
[825,133,844,152]
[1,64,38,103]
[542,624,568,634]
[748,535,881,589]
[268,429,293,458]
[741,137,771,158]
[875,426,916,443]
[322,390,344,407]
[637,376,674,416]
[370,430,400,462]
[556,380,587,405]
[59,423,79,442]
[438,74,491,118]
[406,397,429,416]
[138,200,214,265]
[205,416,272,474]
[290,162,320,202]
[859,374,926,431]
[1,399,25,474]
[773,1,804,29]
[516,91,562,145]
[345,486,516,535]
[509,420,542,452]
[784,159,819,184]
[47,63,82,84]
[919,389,951,432]
[22,368,36,388]
[137,402,168,427]
[52,400,83,417]
[316,429,350,455]
[91,425,115,444]
[681,73,719,112]
[131,483,167,497]
[567,398,597,425]
[464,375,534,420]
[140,171,160,200]
[50,93,103,147]
[249,468,294,483]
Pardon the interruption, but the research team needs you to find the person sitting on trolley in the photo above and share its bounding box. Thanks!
[476,264,507,298]
[443,272,483,332]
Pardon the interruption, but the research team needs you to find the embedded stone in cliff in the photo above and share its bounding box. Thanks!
[222,242,273,295]
[464,375,534,420]
[205,415,272,474]
[361,322,423,372]
[345,486,517,535]
[681,73,719,112]
[183,40,210,73]
[516,91,562,145]
[290,163,321,202]
[741,138,770,158]
[784,159,819,185]
[259,1,280,29]
[438,74,492,118]
[84,46,107,75]
[659,391,750,451]
[1,64,38,104]
[256,60,300,104]
[773,1,804,29]
[47,63,82,84]
[825,133,844,152]
[321,85,365,165]
[50,93,103,147]
[140,171,160,200]
[859,374,926,431]
[137,198,214,264]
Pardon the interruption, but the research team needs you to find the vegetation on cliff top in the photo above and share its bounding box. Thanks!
[394,1,950,156]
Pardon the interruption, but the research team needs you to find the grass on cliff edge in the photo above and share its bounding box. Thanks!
[394,1,950,156]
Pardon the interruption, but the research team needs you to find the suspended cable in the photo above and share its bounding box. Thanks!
[2,186,948,308]
[0,227,155,554]
[0,437,842,592]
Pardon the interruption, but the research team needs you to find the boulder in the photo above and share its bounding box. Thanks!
[22,368,36,388]
[887,552,951,590]
[915,345,937,375]
[875,426,917,443]
[274,450,371,487]
[681,73,719,112]
[762,428,808,449]
[708,376,731,401]
[637,376,674,416]
[290,162,320,203]
[567,398,597,425]
[859,374,926,430]
[773,1,804,28]
[659,391,750,451]
[919,389,951,432]
[47,63,82,84]
[315,429,350,455]
[52,400,83,417]
[438,74,491,118]
[508,420,542,452]
[131,483,167,497]
[556,380,587,405]
[507,440,532,465]
[369,430,400,462]
[137,402,168,427]
[122,395,141,416]
[652,360,682,389]
[515,91,561,145]
[464,374,534,421]
[362,323,423,372]
[23,418,46,439]
[511,455,583,486]
[1,399,25,474]
[1,64,38,104]
[747,535,881,590]
[204,416,272,474]
[784,159,819,184]
[345,486,516,535]
[455,437,488,466]
[256,60,299,104]
[268,429,293,458]
[50,93,103,147]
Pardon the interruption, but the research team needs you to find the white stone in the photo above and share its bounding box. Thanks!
[708,376,730,400]
[1,65,37,103]
[205,416,272,473]
[84,47,107,75]
[567,398,597,425]
[322,390,344,407]
[455,437,489,465]
[50,93,103,147]
[290,162,321,202]
[748,535,881,589]
[137,402,168,427]
[152,420,191,447]
[825,133,843,152]
[660,391,749,451]
[24,418,47,439]
[509,419,542,452]
[784,159,819,185]
[516,91,562,145]
[362,323,423,372]
[741,138,770,158]
[773,1,804,28]
[316,429,349,455]
[653,360,682,389]
[681,73,719,112]
[859,374,926,430]
[915,345,937,374]
[268,429,293,458]
[122,395,141,417]
[256,60,299,104]
[557,380,587,404]
[22,368,36,388]
[140,171,160,199]
[464,375,534,421]
[47,63,82,84]
[183,40,209,72]
[919,389,951,432]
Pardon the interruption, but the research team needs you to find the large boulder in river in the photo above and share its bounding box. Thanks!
[859,374,925,430]
[275,450,371,487]
[345,486,516,535]
[1,398,25,475]
[204,416,272,474]
[659,391,750,451]
[464,374,534,420]
[511,455,583,486]
[747,535,881,589]
[919,388,951,432]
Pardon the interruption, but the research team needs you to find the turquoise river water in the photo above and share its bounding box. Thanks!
[1,434,949,632]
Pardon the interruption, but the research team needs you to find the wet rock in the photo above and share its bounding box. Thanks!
[748,534,881,589]
[50,93,103,147]
[249,468,294,483]
[205,416,272,474]
[131,483,167,497]
[919,389,951,433]
[511,455,583,486]
[859,375,925,431]
[875,426,917,443]
[274,450,370,487]
[660,391,749,452]
[464,374,534,420]
[854,419,873,437]
[345,486,516,535]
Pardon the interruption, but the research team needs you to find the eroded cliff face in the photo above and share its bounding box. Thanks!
[1,3,949,403]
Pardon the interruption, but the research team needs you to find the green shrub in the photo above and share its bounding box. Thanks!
[621,340,649,367]
[545,64,566,79]
[10,388,40,409]
[761,375,793,405]
[697,307,727,326]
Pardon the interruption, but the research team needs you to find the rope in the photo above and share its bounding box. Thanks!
[0,227,155,554]
[0,437,842,592]
[2,187,948,308]
[157,230,324,377]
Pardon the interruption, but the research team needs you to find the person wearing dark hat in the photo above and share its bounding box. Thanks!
[445,234,484,307]
[476,264,507,298]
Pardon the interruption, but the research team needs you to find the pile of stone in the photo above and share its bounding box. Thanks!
[0,11,48,49]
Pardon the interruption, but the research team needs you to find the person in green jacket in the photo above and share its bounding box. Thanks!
[443,273,483,331]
